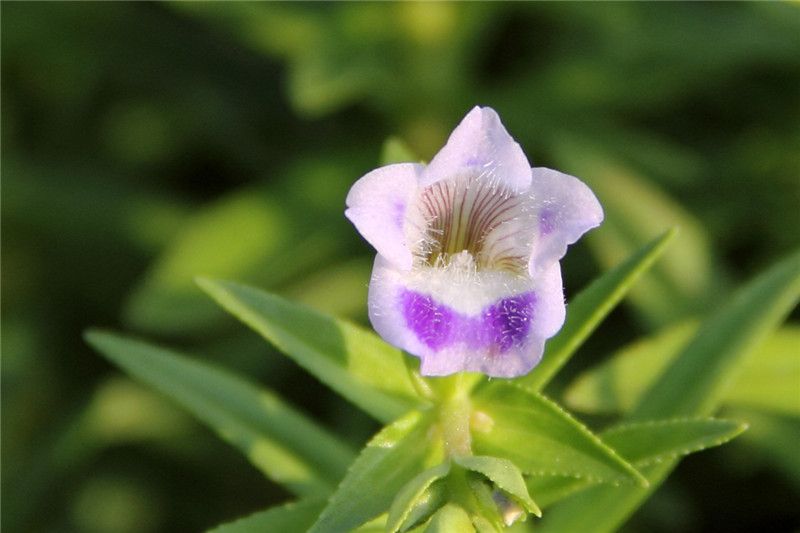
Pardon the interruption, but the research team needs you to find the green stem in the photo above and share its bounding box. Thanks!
[438,373,473,458]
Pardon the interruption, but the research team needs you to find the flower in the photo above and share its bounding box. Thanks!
[345,106,602,377]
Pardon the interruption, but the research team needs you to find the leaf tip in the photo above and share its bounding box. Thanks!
[194,275,217,293]
[664,225,680,240]
[195,276,236,304]
[654,226,680,251]
[83,327,112,348]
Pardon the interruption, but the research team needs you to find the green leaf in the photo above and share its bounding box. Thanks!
[552,138,715,325]
[283,258,373,319]
[309,411,437,533]
[517,228,677,392]
[386,462,451,533]
[565,324,800,417]
[526,417,745,509]
[600,418,748,467]
[208,499,325,533]
[455,456,541,517]
[353,516,392,533]
[197,278,424,423]
[425,505,475,533]
[537,249,800,533]
[631,251,800,421]
[525,476,587,510]
[564,320,698,414]
[85,330,354,498]
[123,191,289,334]
[727,327,800,416]
[471,383,646,486]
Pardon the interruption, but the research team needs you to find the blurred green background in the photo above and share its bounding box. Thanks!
[2,2,799,532]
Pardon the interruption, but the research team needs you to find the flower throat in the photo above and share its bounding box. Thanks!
[416,173,529,275]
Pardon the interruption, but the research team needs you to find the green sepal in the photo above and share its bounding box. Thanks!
[424,505,475,533]
[455,456,541,518]
[386,462,451,533]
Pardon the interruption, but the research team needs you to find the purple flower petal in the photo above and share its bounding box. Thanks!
[345,163,423,270]
[346,107,601,378]
[367,255,566,377]
[422,107,532,194]
[527,168,604,276]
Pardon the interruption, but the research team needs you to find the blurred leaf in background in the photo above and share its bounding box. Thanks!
[3,2,799,532]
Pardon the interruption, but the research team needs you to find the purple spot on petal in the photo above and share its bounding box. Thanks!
[401,291,454,350]
[393,201,406,229]
[483,293,536,352]
[539,209,556,236]
[400,290,536,355]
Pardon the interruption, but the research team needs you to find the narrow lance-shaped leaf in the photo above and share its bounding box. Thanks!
[552,138,715,325]
[526,417,747,509]
[309,411,437,533]
[565,323,800,417]
[471,383,646,485]
[632,250,800,420]
[525,476,588,511]
[727,327,800,416]
[600,418,748,467]
[538,249,800,533]
[563,320,698,414]
[197,278,425,423]
[85,330,355,499]
[123,191,290,334]
[283,258,373,319]
[208,499,325,533]
[516,228,677,392]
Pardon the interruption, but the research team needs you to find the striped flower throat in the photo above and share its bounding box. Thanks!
[413,171,533,276]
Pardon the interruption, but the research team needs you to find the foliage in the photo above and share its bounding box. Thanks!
[86,241,799,531]
[3,2,799,532]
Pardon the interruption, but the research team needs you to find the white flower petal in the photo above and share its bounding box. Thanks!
[422,107,532,194]
[345,163,423,270]
[527,168,604,276]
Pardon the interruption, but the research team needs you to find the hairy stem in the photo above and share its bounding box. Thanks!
[438,373,473,457]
